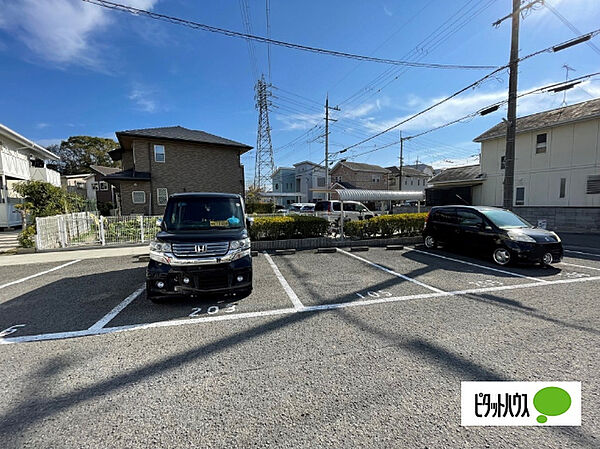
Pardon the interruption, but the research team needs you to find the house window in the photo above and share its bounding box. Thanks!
[372,175,380,183]
[515,187,525,205]
[405,180,408,185]
[586,175,600,194]
[154,144,165,162]
[317,177,326,187]
[559,178,566,198]
[335,176,342,182]
[157,188,168,206]
[536,133,547,154]
[132,191,146,204]
[417,179,420,186]
[500,156,506,170]
[411,180,414,186]
[99,181,109,191]
[275,183,279,190]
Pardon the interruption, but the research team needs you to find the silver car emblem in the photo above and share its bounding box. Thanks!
[195,244,207,253]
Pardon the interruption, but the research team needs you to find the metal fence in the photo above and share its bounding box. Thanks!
[35,212,161,250]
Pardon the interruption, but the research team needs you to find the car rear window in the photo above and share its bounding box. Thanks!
[314,202,329,211]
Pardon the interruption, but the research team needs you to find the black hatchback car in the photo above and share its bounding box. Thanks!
[422,205,563,266]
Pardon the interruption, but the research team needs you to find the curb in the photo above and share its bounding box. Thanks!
[252,235,421,252]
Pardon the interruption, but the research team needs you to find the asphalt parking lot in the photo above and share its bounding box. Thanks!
[1,245,599,448]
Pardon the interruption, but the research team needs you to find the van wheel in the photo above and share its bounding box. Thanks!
[424,235,437,249]
[492,247,511,266]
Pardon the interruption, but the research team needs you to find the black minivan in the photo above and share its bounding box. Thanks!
[146,192,252,302]
[422,205,563,266]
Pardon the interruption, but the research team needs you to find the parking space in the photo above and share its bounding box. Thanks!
[106,255,293,327]
[2,245,600,344]
[273,250,434,307]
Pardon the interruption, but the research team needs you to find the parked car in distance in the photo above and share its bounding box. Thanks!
[314,200,376,223]
[288,203,315,214]
[422,205,563,266]
[147,192,252,302]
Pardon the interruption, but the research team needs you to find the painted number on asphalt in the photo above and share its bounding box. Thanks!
[561,271,590,279]
[0,324,26,337]
[189,304,236,317]
[469,280,504,288]
[356,290,392,299]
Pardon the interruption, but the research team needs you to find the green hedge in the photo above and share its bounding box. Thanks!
[344,213,428,239]
[249,215,329,241]
[246,202,275,214]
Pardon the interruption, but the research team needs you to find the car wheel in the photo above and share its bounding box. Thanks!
[542,252,553,266]
[424,235,437,249]
[492,247,511,266]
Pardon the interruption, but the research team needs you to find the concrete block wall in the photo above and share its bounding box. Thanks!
[513,206,600,233]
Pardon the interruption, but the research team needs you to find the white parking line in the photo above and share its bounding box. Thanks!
[4,274,600,345]
[565,249,600,258]
[336,248,446,293]
[409,248,550,284]
[263,252,305,310]
[88,284,146,331]
[0,259,81,290]
[560,262,600,272]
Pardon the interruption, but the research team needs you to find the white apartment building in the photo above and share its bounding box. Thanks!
[0,123,60,228]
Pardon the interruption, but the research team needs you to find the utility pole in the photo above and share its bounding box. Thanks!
[502,0,521,211]
[399,131,404,191]
[325,94,340,200]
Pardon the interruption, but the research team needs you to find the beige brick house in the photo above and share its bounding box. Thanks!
[329,161,390,191]
[106,126,252,215]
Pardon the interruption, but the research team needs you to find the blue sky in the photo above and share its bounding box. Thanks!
[1,0,599,186]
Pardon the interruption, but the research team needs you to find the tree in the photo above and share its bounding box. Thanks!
[54,136,120,174]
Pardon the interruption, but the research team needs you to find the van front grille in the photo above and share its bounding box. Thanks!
[172,242,229,257]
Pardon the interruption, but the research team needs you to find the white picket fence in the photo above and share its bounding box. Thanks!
[35,212,161,250]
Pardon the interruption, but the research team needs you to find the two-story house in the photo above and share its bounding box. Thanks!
[105,126,252,215]
[293,161,327,203]
[1,123,60,228]
[330,161,390,191]
[271,167,297,206]
[386,166,430,193]
[474,98,600,231]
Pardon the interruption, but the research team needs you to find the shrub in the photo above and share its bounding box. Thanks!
[246,202,275,214]
[17,225,36,248]
[344,213,428,239]
[249,215,329,241]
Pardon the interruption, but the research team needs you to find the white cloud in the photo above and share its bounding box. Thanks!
[36,138,63,147]
[36,123,50,129]
[383,5,393,17]
[128,84,158,113]
[361,78,600,134]
[0,0,158,68]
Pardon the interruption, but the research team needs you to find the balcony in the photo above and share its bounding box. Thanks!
[0,148,30,180]
[30,166,61,187]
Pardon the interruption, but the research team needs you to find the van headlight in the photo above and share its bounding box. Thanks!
[507,231,536,243]
[150,241,172,252]
[230,238,251,250]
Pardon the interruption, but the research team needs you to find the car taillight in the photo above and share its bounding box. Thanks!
[327,203,332,213]
[424,211,431,228]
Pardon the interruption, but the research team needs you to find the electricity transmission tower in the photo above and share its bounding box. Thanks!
[253,75,275,191]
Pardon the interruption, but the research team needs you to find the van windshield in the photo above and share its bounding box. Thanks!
[164,197,244,231]
[481,209,531,229]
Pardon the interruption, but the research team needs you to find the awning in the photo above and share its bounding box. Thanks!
[335,189,424,202]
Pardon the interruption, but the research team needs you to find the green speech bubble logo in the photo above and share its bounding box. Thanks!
[534,387,571,424]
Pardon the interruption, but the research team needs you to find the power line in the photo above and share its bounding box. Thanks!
[337,28,600,153]
[343,70,600,161]
[544,0,600,57]
[82,0,498,70]
[265,0,272,81]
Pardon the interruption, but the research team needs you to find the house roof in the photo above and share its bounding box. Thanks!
[474,98,600,142]
[104,169,151,181]
[385,166,428,177]
[335,181,359,189]
[293,160,324,168]
[334,161,390,173]
[271,166,295,179]
[0,123,60,161]
[63,173,94,180]
[428,164,483,185]
[115,126,252,152]
[89,165,121,176]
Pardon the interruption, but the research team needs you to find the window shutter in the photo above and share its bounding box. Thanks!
[587,175,600,194]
